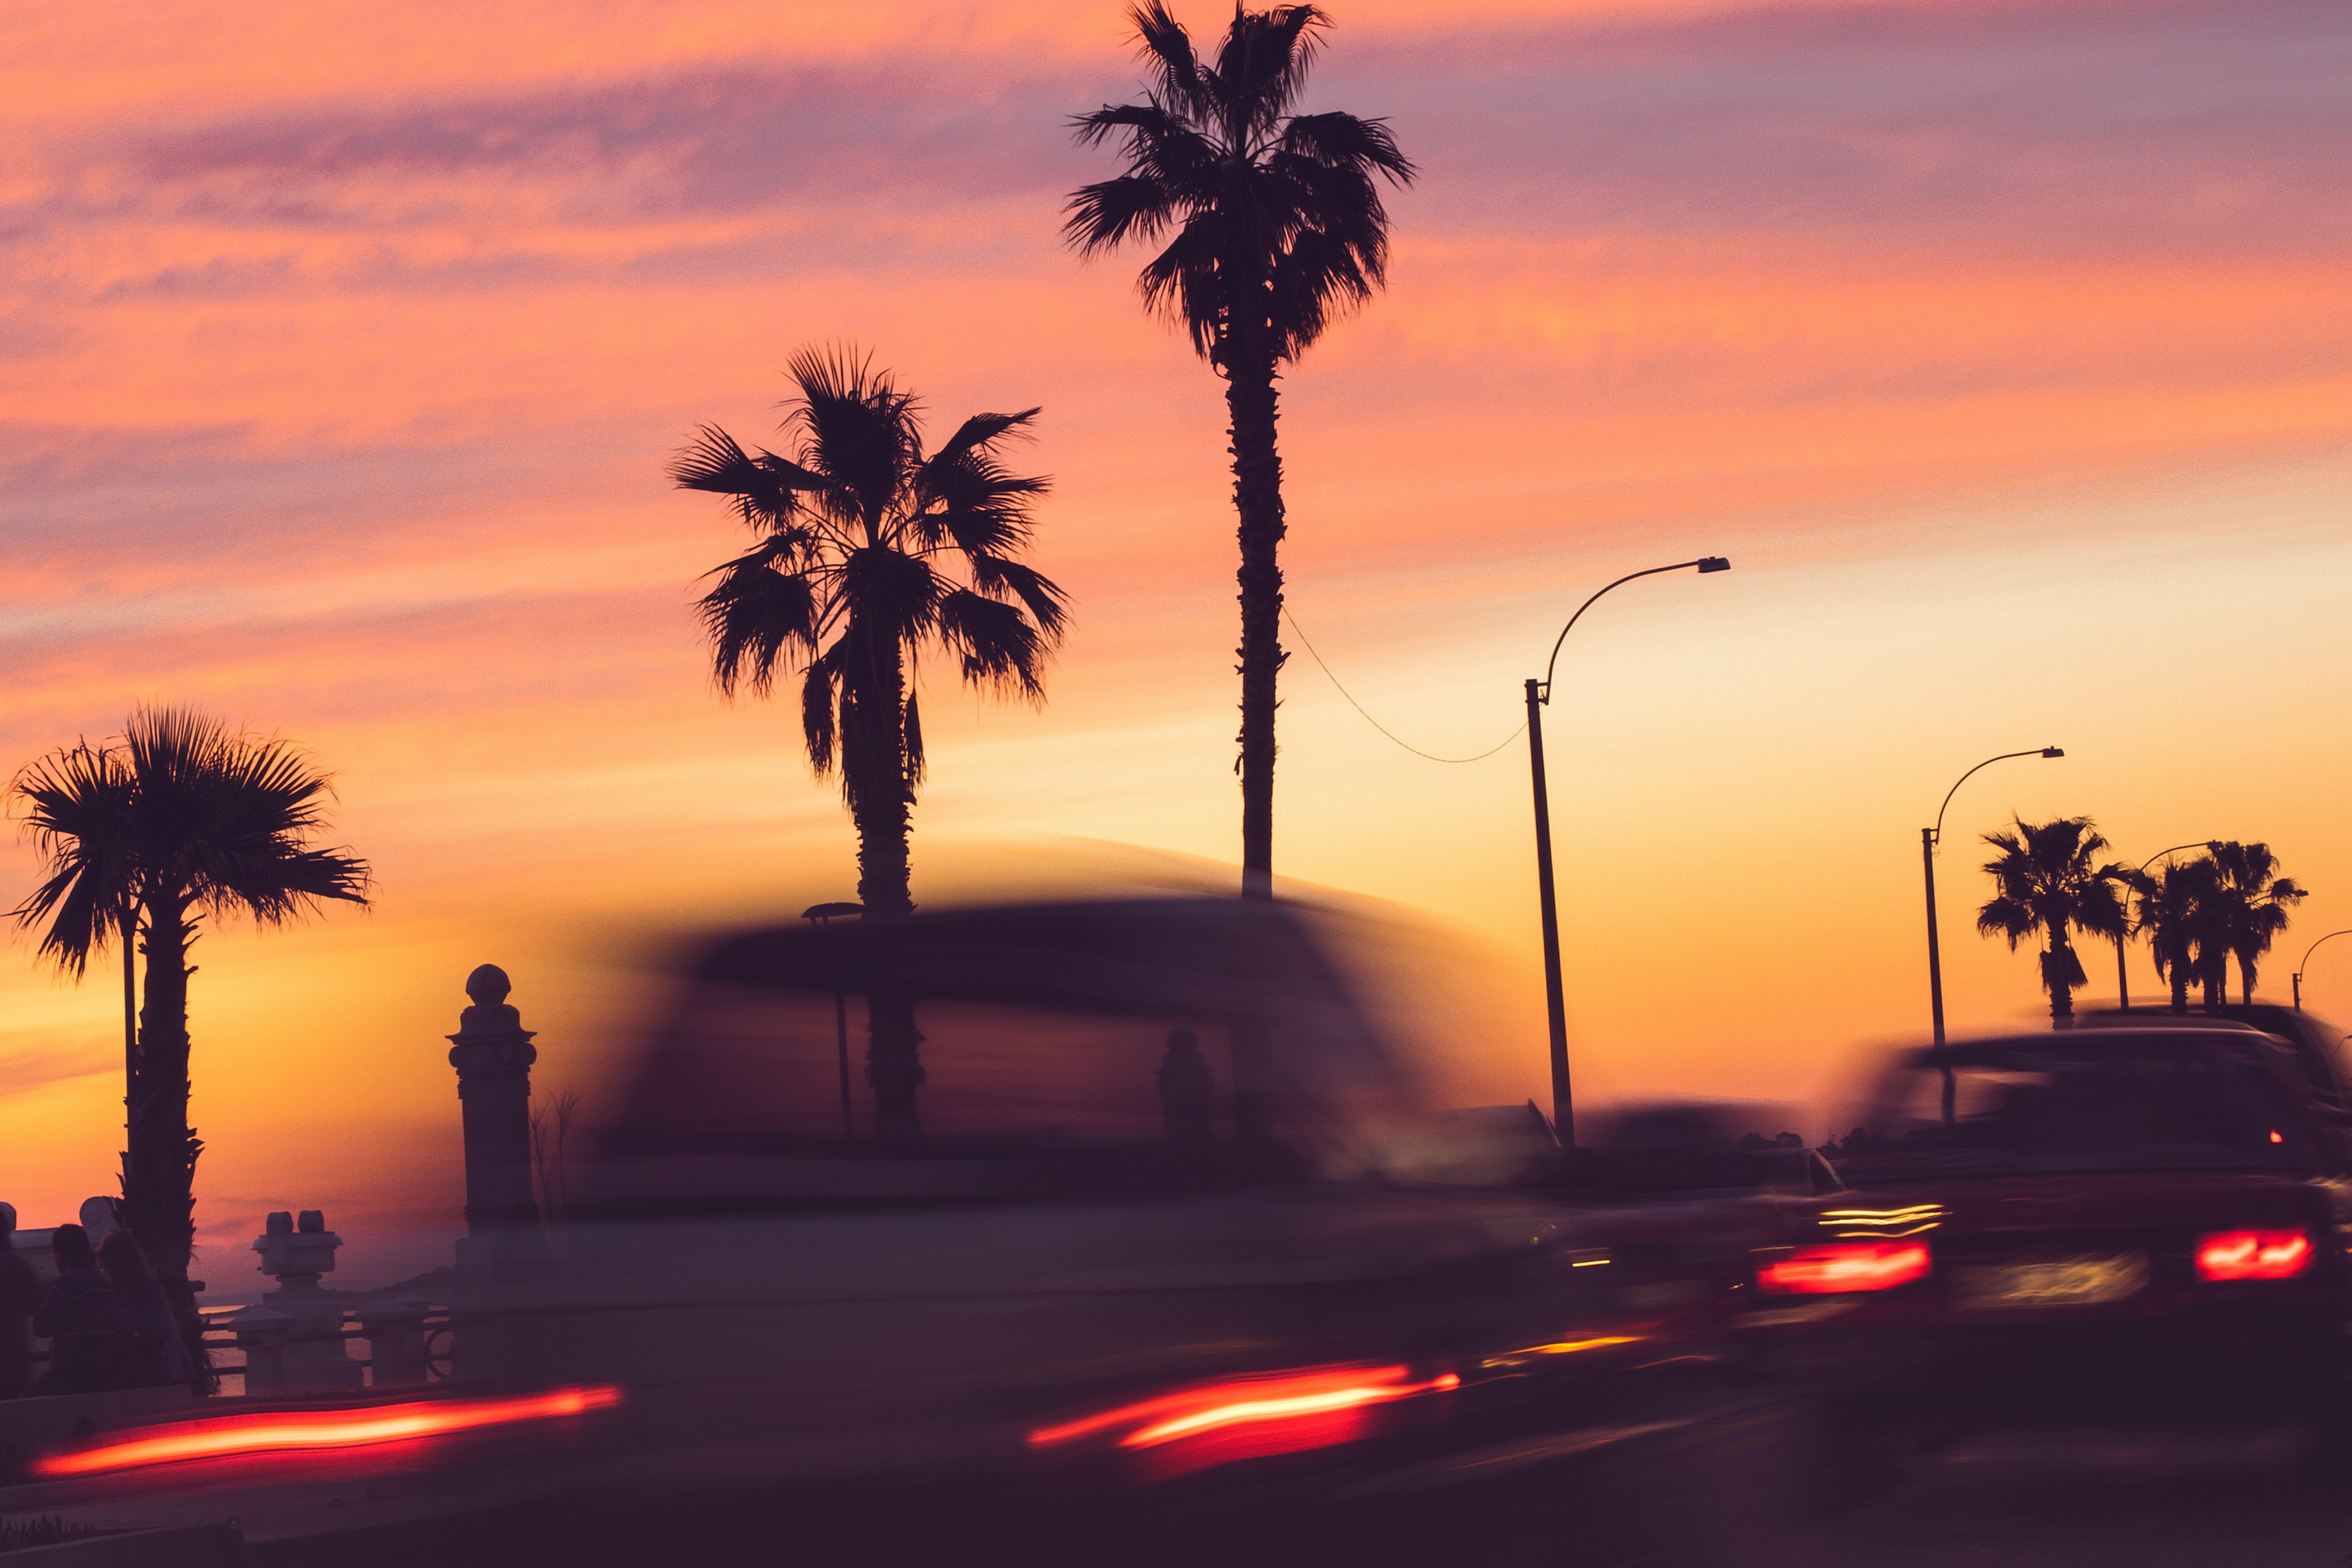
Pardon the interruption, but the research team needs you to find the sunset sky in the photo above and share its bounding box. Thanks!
[3,0,2347,1288]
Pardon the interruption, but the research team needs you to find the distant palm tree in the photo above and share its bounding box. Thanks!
[1067,2,1414,898]
[1977,816,2128,1028]
[2204,840,2306,1006]
[10,709,371,1284]
[671,349,1065,1134]
[2129,856,2218,1015]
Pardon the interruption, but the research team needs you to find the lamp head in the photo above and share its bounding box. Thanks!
[2041,747,2065,758]
[1697,557,1731,573]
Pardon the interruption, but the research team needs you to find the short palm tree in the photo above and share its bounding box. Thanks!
[10,709,371,1286]
[1977,816,2128,1028]
[671,348,1065,1134]
[1067,2,1414,898]
[2206,840,2305,1005]
[2129,856,2217,1015]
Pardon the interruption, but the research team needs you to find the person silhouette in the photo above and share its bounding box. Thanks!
[31,1224,126,1395]
[1156,1028,1216,1145]
[0,1205,38,1400]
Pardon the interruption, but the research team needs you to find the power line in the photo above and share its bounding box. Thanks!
[1283,607,1525,764]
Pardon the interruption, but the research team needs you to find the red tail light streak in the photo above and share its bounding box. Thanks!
[1757,1242,1931,1294]
[2195,1230,2313,1281]
[33,1386,624,1479]
[1028,1364,1458,1455]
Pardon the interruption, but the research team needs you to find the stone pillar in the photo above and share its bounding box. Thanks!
[447,964,540,1245]
[251,1209,362,1392]
[446,965,539,1387]
[230,1305,292,1398]
[359,1295,431,1387]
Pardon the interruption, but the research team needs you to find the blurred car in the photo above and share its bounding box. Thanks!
[2077,1002,2350,1107]
[415,897,1712,1559]
[1742,1026,2352,1490]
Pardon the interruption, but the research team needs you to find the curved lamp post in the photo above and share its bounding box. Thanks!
[1526,556,1730,1147]
[1923,747,2064,1044]
[2294,930,2352,1012]
[2113,842,2211,1012]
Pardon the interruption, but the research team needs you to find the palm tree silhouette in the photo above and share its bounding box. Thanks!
[2205,840,2306,1006]
[10,709,371,1286]
[2129,856,2218,1016]
[1976,816,2128,1029]
[1066,2,1414,898]
[671,349,1065,1134]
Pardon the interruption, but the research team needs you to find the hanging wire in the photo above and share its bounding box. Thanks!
[1283,607,1526,764]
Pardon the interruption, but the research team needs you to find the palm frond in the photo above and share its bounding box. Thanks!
[1138,215,1227,355]
[801,647,840,776]
[668,426,823,532]
[1126,1,1210,118]
[937,590,1049,699]
[967,555,1069,640]
[1212,4,1329,132]
[902,690,925,789]
[1064,175,1181,255]
[1278,111,1415,183]
[7,741,137,976]
[697,549,823,698]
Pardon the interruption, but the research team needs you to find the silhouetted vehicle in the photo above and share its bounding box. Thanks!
[2078,1003,2350,1106]
[431,898,1706,1562]
[1744,1027,2352,1492]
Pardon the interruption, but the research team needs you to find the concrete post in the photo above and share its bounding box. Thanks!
[229,1305,293,1398]
[446,965,540,1386]
[447,965,541,1245]
[359,1295,431,1387]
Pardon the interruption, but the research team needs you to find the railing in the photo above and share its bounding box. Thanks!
[22,1305,456,1394]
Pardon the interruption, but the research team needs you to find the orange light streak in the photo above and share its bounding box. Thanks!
[1481,1335,1639,1367]
[1027,1363,1458,1453]
[33,1385,624,1478]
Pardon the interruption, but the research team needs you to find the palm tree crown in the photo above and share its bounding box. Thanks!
[10,707,371,1286]
[1977,815,2127,1028]
[671,348,1065,919]
[1067,3,1413,899]
[1065,2,1415,369]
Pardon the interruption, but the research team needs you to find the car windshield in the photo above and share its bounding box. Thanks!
[1836,1038,2312,1181]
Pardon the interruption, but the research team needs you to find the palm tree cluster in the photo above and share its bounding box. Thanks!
[1977,818,2306,1025]
[2124,841,2306,1012]
[9,709,371,1291]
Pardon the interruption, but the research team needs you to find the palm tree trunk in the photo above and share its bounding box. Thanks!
[2169,962,2190,1014]
[120,908,137,1151]
[2239,957,2255,1006]
[1224,330,1285,902]
[2045,938,2075,1030]
[845,636,923,1136]
[124,897,198,1280]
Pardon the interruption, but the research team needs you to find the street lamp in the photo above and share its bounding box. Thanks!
[803,902,864,1135]
[2293,930,2352,1012]
[1921,747,2064,1044]
[2112,842,2211,1012]
[1526,555,1730,1148]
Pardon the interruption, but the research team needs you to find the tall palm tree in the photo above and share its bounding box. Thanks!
[10,709,371,1286]
[2206,840,2306,1006]
[1067,2,1414,899]
[1977,816,2128,1029]
[671,348,1065,1134]
[2128,856,2217,1015]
